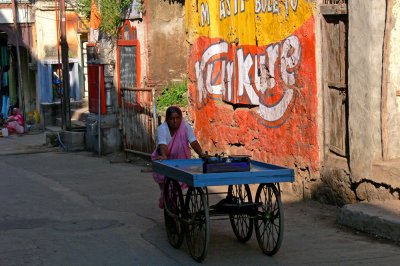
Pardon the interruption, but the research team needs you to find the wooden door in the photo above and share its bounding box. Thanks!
[322,14,348,157]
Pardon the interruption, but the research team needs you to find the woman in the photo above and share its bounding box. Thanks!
[152,106,204,208]
[6,107,24,134]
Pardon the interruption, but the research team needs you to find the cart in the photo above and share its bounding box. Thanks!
[152,158,294,262]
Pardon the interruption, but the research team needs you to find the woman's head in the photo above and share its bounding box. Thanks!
[165,106,182,131]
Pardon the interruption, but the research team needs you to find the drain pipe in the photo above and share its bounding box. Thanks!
[98,65,101,156]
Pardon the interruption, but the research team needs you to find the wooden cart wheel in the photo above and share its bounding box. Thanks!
[184,187,210,262]
[254,183,284,256]
[163,177,185,249]
[228,184,254,243]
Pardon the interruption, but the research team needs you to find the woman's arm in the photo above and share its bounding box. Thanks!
[158,144,168,160]
[190,140,205,158]
[6,116,16,122]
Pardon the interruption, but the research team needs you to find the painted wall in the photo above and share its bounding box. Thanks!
[186,0,319,185]
[35,10,79,60]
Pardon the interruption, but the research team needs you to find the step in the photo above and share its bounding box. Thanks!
[337,200,400,242]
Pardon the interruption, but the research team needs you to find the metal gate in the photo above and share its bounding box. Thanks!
[121,87,157,156]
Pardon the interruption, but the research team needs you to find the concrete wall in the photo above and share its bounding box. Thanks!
[348,0,386,182]
[144,0,187,88]
[387,0,400,159]
[35,10,79,60]
[186,0,318,195]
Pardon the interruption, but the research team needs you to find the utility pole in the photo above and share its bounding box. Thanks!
[11,0,24,121]
[59,0,71,130]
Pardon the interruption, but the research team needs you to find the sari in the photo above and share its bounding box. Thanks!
[151,117,191,184]
[7,108,24,134]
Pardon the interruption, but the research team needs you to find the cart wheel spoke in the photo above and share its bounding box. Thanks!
[255,183,284,256]
[163,178,185,249]
[184,187,210,262]
[228,184,254,243]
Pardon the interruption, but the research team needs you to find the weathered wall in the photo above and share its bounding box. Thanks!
[348,0,386,182]
[35,9,79,60]
[145,0,187,88]
[387,0,400,159]
[186,0,319,195]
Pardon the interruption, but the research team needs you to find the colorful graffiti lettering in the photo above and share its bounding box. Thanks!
[206,0,301,24]
[194,35,301,127]
[255,0,299,16]
[200,2,210,26]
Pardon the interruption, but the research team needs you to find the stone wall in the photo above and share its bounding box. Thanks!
[145,0,187,89]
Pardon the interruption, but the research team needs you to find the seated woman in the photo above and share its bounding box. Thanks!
[152,106,204,209]
[6,107,24,134]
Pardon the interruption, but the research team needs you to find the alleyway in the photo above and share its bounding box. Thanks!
[0,133,399,265]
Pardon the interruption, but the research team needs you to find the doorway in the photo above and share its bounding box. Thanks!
[321,6,349,160]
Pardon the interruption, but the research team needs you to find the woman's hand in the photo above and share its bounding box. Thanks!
[200,151,210,159]
[157,144,168,160]
[157,154,168,160]
[190,140,205,158]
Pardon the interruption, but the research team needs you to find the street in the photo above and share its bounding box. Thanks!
[0,136,399,265]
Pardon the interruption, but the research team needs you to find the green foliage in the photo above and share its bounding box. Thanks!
[99,0,132,36]
[156,80,188,112]
[74,0,140,37]
[75,0,92,18]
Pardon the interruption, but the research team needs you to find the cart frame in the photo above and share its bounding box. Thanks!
[153,158,294,262]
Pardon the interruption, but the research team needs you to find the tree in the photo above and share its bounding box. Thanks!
[74,0,136,37]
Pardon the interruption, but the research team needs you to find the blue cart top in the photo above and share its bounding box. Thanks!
[152,159,294,187]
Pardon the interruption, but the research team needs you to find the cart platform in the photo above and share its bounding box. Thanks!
[152,158,294,187]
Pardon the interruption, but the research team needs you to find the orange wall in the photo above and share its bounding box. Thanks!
[66,12,79,58]
[186,0,319,171]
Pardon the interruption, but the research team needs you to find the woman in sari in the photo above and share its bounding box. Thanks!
[6,107,24,134]
[152,106,204,208]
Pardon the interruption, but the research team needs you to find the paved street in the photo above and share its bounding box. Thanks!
[0,133,399,265]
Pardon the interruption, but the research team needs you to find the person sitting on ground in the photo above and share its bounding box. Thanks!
[6,107,24,134]
[151,106,205,209]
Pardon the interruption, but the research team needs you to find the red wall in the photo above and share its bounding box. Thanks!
[188,15,319,173]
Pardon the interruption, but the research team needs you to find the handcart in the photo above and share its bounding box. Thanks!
[152,156,294,262]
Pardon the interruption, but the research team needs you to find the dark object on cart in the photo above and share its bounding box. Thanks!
[202,154,251,173]
[210,194,261,215]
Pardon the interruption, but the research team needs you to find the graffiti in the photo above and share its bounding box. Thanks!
[255,0,298,16]
[255,0,279,14]
[219,0,231,19]
[219,0,245,19]
[255,44,279,93]
[200,2,210,26]
[202,0,299,26]
[194,35,302,126]
[195,42,228,102]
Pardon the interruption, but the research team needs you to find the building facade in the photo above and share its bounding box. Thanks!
[185,0,400,204]
[0,0,87,128]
